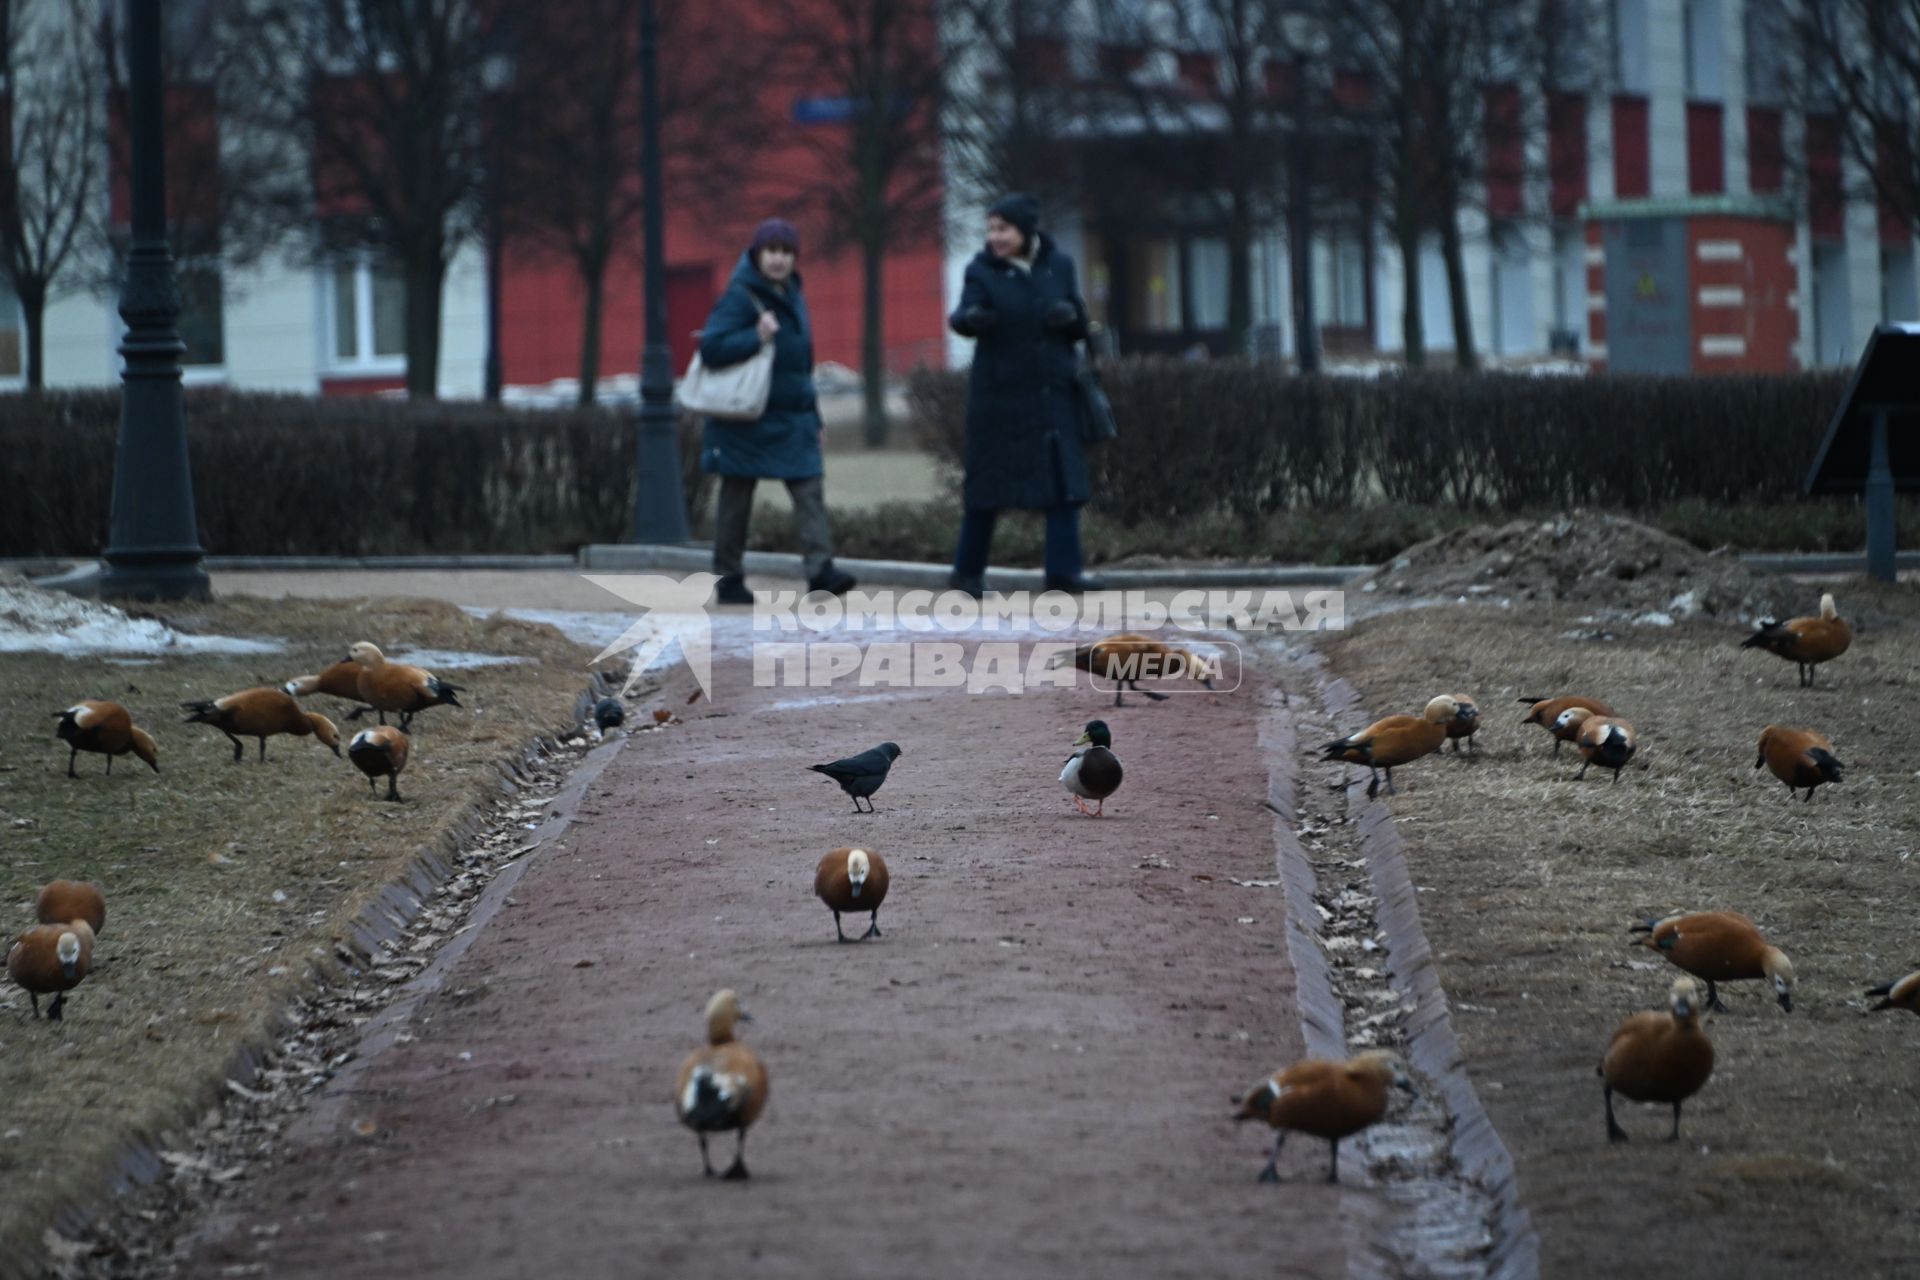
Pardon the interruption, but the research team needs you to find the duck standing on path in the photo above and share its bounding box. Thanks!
[674,989,769,1179]
[1060,719,1124,817]
[1234,1050,1416,1183]
[53,701,158,778]
[1600,977,1715,1143]
[814,847,890,942]
[808,742,901,814]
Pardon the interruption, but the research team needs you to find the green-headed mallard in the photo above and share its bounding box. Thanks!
[1060,719,1123,817]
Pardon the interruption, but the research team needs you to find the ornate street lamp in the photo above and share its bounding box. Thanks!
[99,0,210,601]
[630,0,690,543]
[481,39,516,404]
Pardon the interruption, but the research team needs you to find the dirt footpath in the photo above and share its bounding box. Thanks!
[172,639,1341,1279]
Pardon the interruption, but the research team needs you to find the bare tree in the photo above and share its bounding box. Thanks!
[226,0,500,398]
[507,1,770,405]
[941,0,1082,206]
[760,0,946,447]
[0,0,102,390]
[1785,1,1920,237]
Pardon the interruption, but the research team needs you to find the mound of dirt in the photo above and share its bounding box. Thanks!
[1353,512,1783,624]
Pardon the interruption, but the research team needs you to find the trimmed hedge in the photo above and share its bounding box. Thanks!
[0,391,712,558]
[908,362,1852,525]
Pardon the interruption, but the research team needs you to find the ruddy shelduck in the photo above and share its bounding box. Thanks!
[182,688,341,763]
[1053,632,1215,707]
[1233,1049,1415,1183]
[284,659,372,717]
[1629,911,1794,1013]
[1742,593,1851,686]
[1442,693,1480,754]
[673,989,768,1179]
[1599,977,1715,1143]
[7,919,94,1021]
[347,726,410,802]
[1320,695,1459,797]
[1755,725,1843,802]
[1518,695,1614,755]
[347,642,464,731]
[1865,971,1920,1016]
[1563,707,1637,783]
[36,880,105,938]
[53,701,158,779]
[814,847,890,943]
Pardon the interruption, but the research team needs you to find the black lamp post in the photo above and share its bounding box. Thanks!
[100,0,209,602]
[481,44,515,404]
[630,0,690,544]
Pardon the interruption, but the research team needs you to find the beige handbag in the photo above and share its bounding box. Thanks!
[676,292,774,421]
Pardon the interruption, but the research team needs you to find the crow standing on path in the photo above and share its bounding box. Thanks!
[808,742,901,813]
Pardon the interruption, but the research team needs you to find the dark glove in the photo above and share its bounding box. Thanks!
[1044,299,1079,331]
[957,305,997,334]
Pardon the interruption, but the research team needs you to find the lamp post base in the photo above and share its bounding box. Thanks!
[97,553,212,603]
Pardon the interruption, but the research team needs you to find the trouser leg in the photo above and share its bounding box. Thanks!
[1044,503,1085,580]
[785,475,834,581]
[952,508,999,578]
[711,476,756,578]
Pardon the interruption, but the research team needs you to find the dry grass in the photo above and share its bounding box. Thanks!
[1318,579,1920,1278]
[0,593,604,1266]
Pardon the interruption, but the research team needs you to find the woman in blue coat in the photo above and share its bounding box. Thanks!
[946,193,1106,597]
[696,219,855,604]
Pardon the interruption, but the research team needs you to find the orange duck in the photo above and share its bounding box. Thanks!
[348,642,464,731]
[1054,633,1215,706]
[673,989,769,1179]
[1518,695,1614,755]
[1600,977,1715,1143]
[814,847,890,943]
[7,920,94,1021]
[1742,593,1851,687]
[1755,725,1843,802]
[1320,695,1459,797]
[53,701,158,779]
[1564,708,1637,783]
[1629,911,1794,1013]
[182,688,341,763]
[36,880,105,938]
[284,660,372,718]
[1234,1050,1415,1183]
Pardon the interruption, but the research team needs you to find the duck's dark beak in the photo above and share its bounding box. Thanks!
[737,1009,754,1023]
[1779,992,1793,1013]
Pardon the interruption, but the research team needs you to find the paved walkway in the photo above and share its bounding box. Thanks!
[168,578,1338,1279]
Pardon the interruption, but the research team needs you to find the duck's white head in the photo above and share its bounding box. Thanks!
[1764,949,1796,1012]
[56,930,81,978]
[846,848,870,897]
[1422,695,1461,724]
[1819,593,1838,621]
[1556,706,1594,733]
[1668,976,1702,1021]
[348,641,385,669]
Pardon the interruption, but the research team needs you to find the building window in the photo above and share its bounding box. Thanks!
[1613,0,1650,94]
[328,254,406,367]
[1683,0,1723,100]
[1127,238,1182,333]
[1188,238,1229,331]
[0,276,21,378]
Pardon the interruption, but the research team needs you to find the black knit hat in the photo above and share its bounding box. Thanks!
[988,193,1041,243]
[749,218,800,255]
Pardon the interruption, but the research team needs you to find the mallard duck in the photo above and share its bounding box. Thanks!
[1742,593,1851,687]
[1600,977,1715,1143]
[1060,719,1124,817]
[1629,910,1794,1013]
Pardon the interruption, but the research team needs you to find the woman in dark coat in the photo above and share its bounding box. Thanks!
[946,193,1105,596]
[696,219,855,604]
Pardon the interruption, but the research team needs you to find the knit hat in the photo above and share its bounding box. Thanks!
[749,218,800,255]
[988,193,1041,244]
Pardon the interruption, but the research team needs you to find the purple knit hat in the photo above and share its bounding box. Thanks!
[750,218,800,255]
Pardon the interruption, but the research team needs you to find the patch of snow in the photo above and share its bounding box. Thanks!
[1633,611,1675,627]
[0,586,282,656]
[388,649,533,670]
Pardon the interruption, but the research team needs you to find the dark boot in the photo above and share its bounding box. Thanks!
[713,575,754,606]
[807,564,857,596]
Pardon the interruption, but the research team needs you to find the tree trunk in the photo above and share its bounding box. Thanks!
[403,247,446,400]
[1287,135,1319,373]
[1440,198,1477,371]
[1226,191,1254,357]
[1396,193,1425,369]
[861,228,887,447]
[20,283,45,392]
[577,248,608,407]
